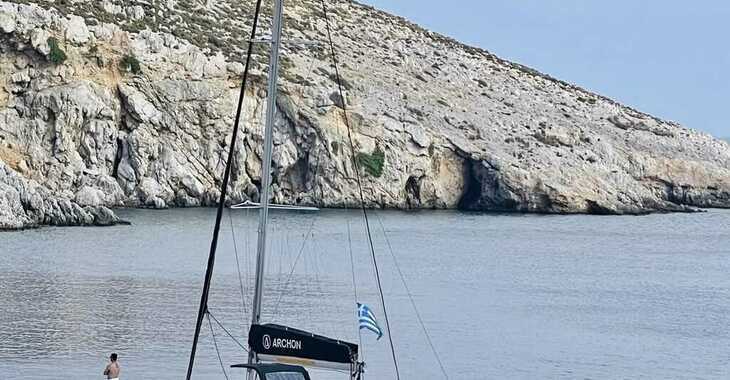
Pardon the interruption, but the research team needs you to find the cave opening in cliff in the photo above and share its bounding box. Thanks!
[405,175,421,209]
[458,159,482,210]
[112,138,123,179]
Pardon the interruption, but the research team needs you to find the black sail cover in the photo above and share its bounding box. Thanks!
[249,324,358,366]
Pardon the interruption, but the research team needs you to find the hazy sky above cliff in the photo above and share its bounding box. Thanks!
[361,0,730,137]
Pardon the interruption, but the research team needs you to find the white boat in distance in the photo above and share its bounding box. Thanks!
[230,200,320,212]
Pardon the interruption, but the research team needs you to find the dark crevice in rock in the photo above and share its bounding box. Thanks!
[279,154,310,203]
[295,154,310,191]
[647,177,715,210]
[460,157,523,212]
[665,183,730,209]
[404,175,421,209]
[665,182,690,205]
[585,200,616,215]
[112,137,123,178]
[457,158,482,210]
[250,178,261,202]
[533,192,555,212]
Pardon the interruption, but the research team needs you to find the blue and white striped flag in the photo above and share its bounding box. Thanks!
[357,303,383,340]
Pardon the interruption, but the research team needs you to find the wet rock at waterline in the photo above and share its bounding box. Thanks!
[1,1,729,229]
[0,162,119,229]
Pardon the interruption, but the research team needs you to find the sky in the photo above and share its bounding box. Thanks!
[360,0,730,138]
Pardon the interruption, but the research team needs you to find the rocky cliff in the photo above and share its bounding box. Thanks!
[1,1,729,229]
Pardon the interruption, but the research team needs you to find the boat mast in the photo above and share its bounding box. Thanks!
[248,0,284,369]
[186,0,264,378]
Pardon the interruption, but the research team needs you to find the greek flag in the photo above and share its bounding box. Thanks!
[357,303,383,340]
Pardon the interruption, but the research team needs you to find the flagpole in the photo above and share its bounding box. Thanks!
[356,303,365,380]
[347,219,364,380]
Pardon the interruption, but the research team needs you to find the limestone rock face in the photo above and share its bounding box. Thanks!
[0,1,729,229]
[0,161,118,229]
[64,14,90,45]
[0,9,15,33]
[30,27,50,55]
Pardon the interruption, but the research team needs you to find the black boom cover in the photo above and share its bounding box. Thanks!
[248,324,358,365]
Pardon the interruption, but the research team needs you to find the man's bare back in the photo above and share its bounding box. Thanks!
[103,353,120,379]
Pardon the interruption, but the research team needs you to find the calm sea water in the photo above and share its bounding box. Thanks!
[1,208,729,379]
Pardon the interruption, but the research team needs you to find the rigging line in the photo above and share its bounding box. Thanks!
[207,312,230,380]
[245,208,251,277]
[274,224,284,312]
[286,42,319,112]
[346,218,364,355]
[346,221,359,302]
[186,1,263,378]
[319,1,400,379]
[308,238,327,328]
[208,309,250,353]
[242,207,252,332]
[303,234,311,329]
[328,16,359,352]
[270,219,317,319]
[375,215,450,379]
[228,208,249,321]
[313,235,326,298]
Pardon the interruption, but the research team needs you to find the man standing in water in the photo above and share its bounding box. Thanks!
[103,353,120,380]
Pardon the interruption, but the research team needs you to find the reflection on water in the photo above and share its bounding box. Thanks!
[1,208,730,379]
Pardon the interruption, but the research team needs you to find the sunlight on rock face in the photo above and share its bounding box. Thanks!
[1,1,730,229]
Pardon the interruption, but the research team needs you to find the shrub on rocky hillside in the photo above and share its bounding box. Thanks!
[357,147,385,178]
[119,54,142,75]
[47,37,67,64]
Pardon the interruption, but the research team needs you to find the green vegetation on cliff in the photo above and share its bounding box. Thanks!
[47,37,67,64]
[119,55,142,75]
[357,147,385,178]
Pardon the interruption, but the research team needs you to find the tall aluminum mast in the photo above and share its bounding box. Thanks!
[186,0,265,378]
[248,0,284,371]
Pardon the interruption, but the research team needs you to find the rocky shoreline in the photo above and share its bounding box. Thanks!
[1,1,729,230]
[0,161,121,229]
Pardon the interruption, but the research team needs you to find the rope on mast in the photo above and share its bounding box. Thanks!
[207,312,230,380]
[319,1,401,378]
[270,219,317,318]
[229,209,249,322]
[208,308,250,353]
[186,1,264,379]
